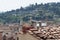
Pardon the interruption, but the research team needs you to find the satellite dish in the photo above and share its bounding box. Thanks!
[36,23,39,27]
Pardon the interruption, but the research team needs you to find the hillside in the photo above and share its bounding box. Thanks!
[0,2,60,23]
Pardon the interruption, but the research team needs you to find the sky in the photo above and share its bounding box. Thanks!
[0,0,60,12]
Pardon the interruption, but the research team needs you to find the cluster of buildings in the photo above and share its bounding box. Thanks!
[28,25,60,40]
[0,19,60,40]
[0,23,20,40]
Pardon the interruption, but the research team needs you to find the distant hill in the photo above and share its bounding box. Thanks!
[0,2,60,23]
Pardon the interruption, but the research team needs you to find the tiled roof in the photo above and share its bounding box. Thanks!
[28,26,60,39]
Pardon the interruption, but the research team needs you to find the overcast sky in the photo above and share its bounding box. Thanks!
[0,0,60,12]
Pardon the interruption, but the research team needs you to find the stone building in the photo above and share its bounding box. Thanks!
[31,20,54,28]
